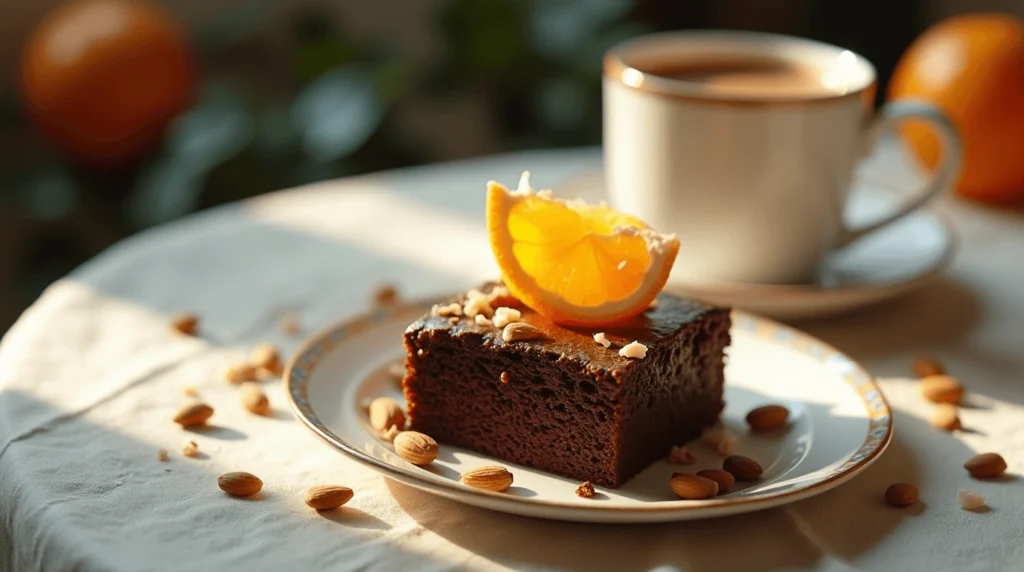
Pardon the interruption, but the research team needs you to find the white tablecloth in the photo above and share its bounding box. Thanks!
[1,147,1022,572]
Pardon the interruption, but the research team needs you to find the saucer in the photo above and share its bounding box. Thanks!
[285,299,891,524]
[558,171,956,321]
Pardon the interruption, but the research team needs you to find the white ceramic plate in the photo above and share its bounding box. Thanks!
[285,300,892,523]
[557,170,956,321]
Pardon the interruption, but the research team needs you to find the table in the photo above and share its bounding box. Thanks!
[1,146,1022,572]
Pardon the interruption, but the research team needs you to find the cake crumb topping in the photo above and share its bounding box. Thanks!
[618,341,648,359]
[433,303,463,317]
[575,481,595,498]
[463,293,494,319]
[668,446,696,464]
[593,332,611,348]
[474,314,493,327]
[492,307,522,328]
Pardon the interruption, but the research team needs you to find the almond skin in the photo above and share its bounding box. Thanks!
[393,431,439,465]
[745,404,790,433]
[173,401,214,427]
[670,473,718,500]
[912,356,944,378]
[884,483,919,507]
[459,466,514,492]
[368,397,406,432]
[723,455,763,481]
[305,485,354,510]
[218,472,262,497]
[239,382,270,416]
[964,452,1007,479]
[929,404,961,431]
[696,469,736,493]
[921,375,964,404]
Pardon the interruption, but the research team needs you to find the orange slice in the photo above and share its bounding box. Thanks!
[486,173,680,326]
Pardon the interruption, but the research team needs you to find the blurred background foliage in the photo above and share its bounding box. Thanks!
[0,0,931,329]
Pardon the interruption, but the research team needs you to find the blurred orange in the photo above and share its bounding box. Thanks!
[888,13,1024,204]
[20,0,196,167]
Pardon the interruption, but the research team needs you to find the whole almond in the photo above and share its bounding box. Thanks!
[460,466,514,492]
[224,363,257,384]
[393,431,439,465]
[250,344,282,375]
[964,452,1007,479]
[723,455,763,481]
[305,485,354,510]
[884,483,919,507]
[501,322,542,343]
[745,404,790,433]
[696,469,735,493]
[921,375,964,404]
[173,401,214,427]
[218,472,262,497]
[929,404,961,431]
[912,356,944,378]
[368,397,406,432]
[669,473,718,500]
[240,382,270,416]
[171,313,198,335]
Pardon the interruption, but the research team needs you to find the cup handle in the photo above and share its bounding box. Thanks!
[835,100,962,248]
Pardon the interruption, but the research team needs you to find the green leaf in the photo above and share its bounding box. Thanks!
[291,68,383,163]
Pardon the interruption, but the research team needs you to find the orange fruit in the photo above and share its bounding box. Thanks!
[888,13,1024,204]
[20,0,196,167]
[486,173,680,326]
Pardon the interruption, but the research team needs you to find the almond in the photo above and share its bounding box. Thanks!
[723,455,763,481]
[964,452,1007,479]
[912,356,944,378]
[305,485,354,510]
[181,440,199,458]
[745,404,790,433]
[501,322,542,343]
[393,431,439,465]
[218,472,262,497]
[459,466,514,492]
[929,404,961,431]
[575,481,595,498]
[240,382,270,416]
[696,469,735,493]
[171,313,198,335]
[173,401,214,427]
[884,482,918,507]
[669,473,718,500]
[368,397,406,432]
[373,284,399,306]
[224,363,257,384]
[157,448,169,462]
[921,375,964,404]
[250,344,282,375]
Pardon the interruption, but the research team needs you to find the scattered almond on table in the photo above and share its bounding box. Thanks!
[218,472,262,497]
[696,469,735,494]
[929,404,962,431]
[912,355,945,378]
[373,284,399,307]
[964,452,1007,479]
[181,385,198,397]
[723,455,763,481]
[173,401,214,427]
[305,485,354,510]
[250,343,283,378]
[921,375,964,404]
[884,483,919,507]
[157,448,169,462]
[393,431,439,465]
[460,466,513,492]
[181,440,199,458]
[369,397,406,432]
[575,481,595,498]
[240,382,270,416]
[224,363,257,385]
[957,489,985,510]
[670,473,718,500]
[171,313,198,336]
[745,404,790,433]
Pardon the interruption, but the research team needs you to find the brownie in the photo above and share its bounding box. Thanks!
[402,285,730,488]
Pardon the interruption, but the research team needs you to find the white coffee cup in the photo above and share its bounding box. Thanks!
[603,31,961,285]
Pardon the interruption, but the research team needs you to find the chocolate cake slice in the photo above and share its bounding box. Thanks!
[402,285,730,488]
